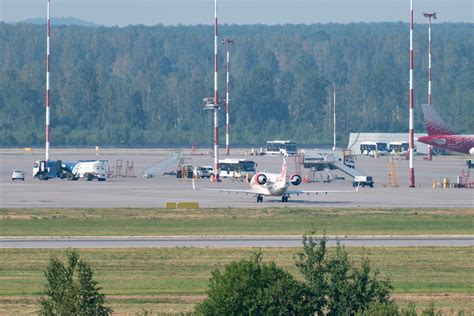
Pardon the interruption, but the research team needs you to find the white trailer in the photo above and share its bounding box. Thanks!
[72,160,108,181]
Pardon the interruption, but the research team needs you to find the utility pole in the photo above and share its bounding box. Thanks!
[408,0,415,188]
[45,0,51,161]
[332,83,336,151]
[222,36,234,155]
[423,11,436,161]
[203,0,220,181]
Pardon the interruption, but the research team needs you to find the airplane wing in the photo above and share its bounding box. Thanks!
[192,179,267,195]
[286,185,360,195]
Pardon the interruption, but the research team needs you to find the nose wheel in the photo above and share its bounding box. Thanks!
[257,195,263,203]
[281,194,289,202]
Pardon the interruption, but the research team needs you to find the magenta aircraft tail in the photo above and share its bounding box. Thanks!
[422,104,454,136]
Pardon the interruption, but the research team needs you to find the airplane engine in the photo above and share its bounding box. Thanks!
[256,173,267,185]
[470,148,474,156]
[290,174,302,186]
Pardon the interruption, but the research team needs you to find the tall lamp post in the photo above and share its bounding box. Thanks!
[222,36,234,155]
[423,12,436,161]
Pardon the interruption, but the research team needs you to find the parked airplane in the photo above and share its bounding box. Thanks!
[418,104,474,155]
[192,158,359,203]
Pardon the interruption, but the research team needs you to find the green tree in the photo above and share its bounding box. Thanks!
[1,22,472,146]
[195,252,313,316]
[39,250,112,316]
[295,234,393,315]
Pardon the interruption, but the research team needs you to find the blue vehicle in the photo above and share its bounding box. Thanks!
[32,160,66,180]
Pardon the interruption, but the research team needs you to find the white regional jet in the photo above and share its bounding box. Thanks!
[192,158,359,203]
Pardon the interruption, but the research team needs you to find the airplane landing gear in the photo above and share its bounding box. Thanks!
[281,194,289,202]
[257,195,263,203]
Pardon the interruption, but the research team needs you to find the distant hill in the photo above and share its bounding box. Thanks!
[21,17,98,27]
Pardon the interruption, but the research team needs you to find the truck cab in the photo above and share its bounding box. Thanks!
[33,160,63,180]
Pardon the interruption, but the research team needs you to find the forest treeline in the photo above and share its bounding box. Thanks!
[0,22,473,147]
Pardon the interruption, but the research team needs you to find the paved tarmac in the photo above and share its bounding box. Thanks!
[1,236,472,248]
[1,148,473,208]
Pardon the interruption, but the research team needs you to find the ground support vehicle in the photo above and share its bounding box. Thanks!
[176,164,194,179]
[353,176,374,188]
[33,160,108,181]
[67,160,108,181]
[33,160,65,180]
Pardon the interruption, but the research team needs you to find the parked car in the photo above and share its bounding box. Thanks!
[11,170,25,181]
[193,166,214,178]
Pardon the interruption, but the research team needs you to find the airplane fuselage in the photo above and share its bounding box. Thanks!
[418,134,474,155]
[249,172,289,197]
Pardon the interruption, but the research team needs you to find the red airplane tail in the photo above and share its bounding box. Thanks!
[277,158,287,183]
[422,104,455,136]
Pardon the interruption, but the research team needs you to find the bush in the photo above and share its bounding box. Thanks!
[195,252,313,315]
[197,234,394,315]
[39,250,112,316]
[296,234,393,315]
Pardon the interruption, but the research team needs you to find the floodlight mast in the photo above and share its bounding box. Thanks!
[423,12,436,107]
[45,0,51,161]
[409,0,415,188]
[423,12,436,161]
[223,36,234,155]
[332,83,336,151]
[203,0,220,181]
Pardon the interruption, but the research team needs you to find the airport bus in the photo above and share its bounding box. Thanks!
[265,140,298,156]
[360,142,388,156]
[389,141,409,154]
[218,159,257,179]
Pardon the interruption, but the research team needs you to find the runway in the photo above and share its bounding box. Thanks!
[1,236,472,248]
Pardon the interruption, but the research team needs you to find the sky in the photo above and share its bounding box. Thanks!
[1,0,473,26]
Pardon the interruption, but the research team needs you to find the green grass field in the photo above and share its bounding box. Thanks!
[0,247,472,314]
[0,207,472,236]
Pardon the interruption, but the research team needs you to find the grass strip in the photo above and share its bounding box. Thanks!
[0,247,472,314]
[0,207,472,236]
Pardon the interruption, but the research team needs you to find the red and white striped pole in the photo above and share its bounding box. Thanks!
[223,37,234,155]
[409,0,415,187]
[332,83,336,151]
[213,0,219,181]
[45,0,51,161]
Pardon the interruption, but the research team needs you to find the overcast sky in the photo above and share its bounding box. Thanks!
[1,0,473,26]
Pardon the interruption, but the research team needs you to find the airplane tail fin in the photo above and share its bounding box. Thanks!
[422,104,455,136]
[280,158,287,180]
